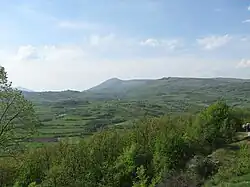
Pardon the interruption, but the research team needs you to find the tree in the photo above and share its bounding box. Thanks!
[193,101,237,153]
[0,66,38,155]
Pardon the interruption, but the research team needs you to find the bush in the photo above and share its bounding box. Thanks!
[209,143,250,186]
[0,101,247,187]
[190,101,238,154]
[0,158,18,186]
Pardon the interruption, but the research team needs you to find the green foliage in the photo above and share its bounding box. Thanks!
[0,157,19,186]
[212,143,250,185]
[0,84,247,187]
[27,182,37,187]
[0,66,38,155]
[17,147,52,186]
[132,166,148,187]
[19,76,250,141]
[24,77,250,107]
[190,101,238,154]
[2,63,250,186]
[203,142,250,187]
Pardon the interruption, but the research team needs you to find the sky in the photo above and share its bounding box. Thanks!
[1,0,250,91]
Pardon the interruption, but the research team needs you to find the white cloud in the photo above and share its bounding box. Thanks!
[58,21,99,30]
[242,19,250,23]
[140,38,159,47]
[237,59,250,68]
[3,45,89,91]
[89,34,116,46]
[140,38,183,50]
[248,6,250,11]
[164,40,183,50]
[0,43,225,91]
[197,34,231,50]
[2,34,250,91]
[17,45,40,60]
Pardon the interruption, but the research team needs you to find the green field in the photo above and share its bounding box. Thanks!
[23,77,250,142]
[3,75,250,186]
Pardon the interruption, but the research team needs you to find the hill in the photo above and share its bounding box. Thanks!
[88,77,149,93]
[20,77,250,141]
[87,77,250,101]
[16,87,34,92]
[24,77,250,106]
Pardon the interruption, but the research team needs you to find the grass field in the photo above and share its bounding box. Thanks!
[22,77,250,144]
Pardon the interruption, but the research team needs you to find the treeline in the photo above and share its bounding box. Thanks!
[0,101,246,187]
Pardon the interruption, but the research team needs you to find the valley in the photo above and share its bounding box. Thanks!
[23,77,250,144]
[2,68,250,186]
[2,1,250,186]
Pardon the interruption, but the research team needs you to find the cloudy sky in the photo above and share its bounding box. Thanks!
[1,0,250,91]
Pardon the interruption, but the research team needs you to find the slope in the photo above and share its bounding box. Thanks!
[21,77,250,144]
[24,77,250,106]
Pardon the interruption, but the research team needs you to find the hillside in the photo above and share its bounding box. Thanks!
[88,77,149,94]
[88,77,250,103]
[24,77,250,106]
[16,87,34,92]
[20,77,250,141]
[4,69,250,186]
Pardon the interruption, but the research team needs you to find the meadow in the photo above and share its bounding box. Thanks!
[25,77,250,143]
[3,70,250,186]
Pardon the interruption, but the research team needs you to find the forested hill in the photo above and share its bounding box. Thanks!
[23,77,250,107]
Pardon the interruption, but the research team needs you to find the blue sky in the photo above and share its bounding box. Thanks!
[1,0,250,91]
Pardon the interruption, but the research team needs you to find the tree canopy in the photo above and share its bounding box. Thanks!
[0,66,38,155]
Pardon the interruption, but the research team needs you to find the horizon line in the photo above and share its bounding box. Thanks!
[16,76,250,93]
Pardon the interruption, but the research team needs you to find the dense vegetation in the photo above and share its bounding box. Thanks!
[2,66,250,186]
[0,67,38,155]
[22,77,250,141]
[1,101,250,187]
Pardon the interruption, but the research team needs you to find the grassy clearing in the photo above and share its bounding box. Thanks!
[204,133,250,186]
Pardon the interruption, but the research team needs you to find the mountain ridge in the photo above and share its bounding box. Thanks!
[16,87,34,92]
[21,77,250,107]
[18,77,250,93]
